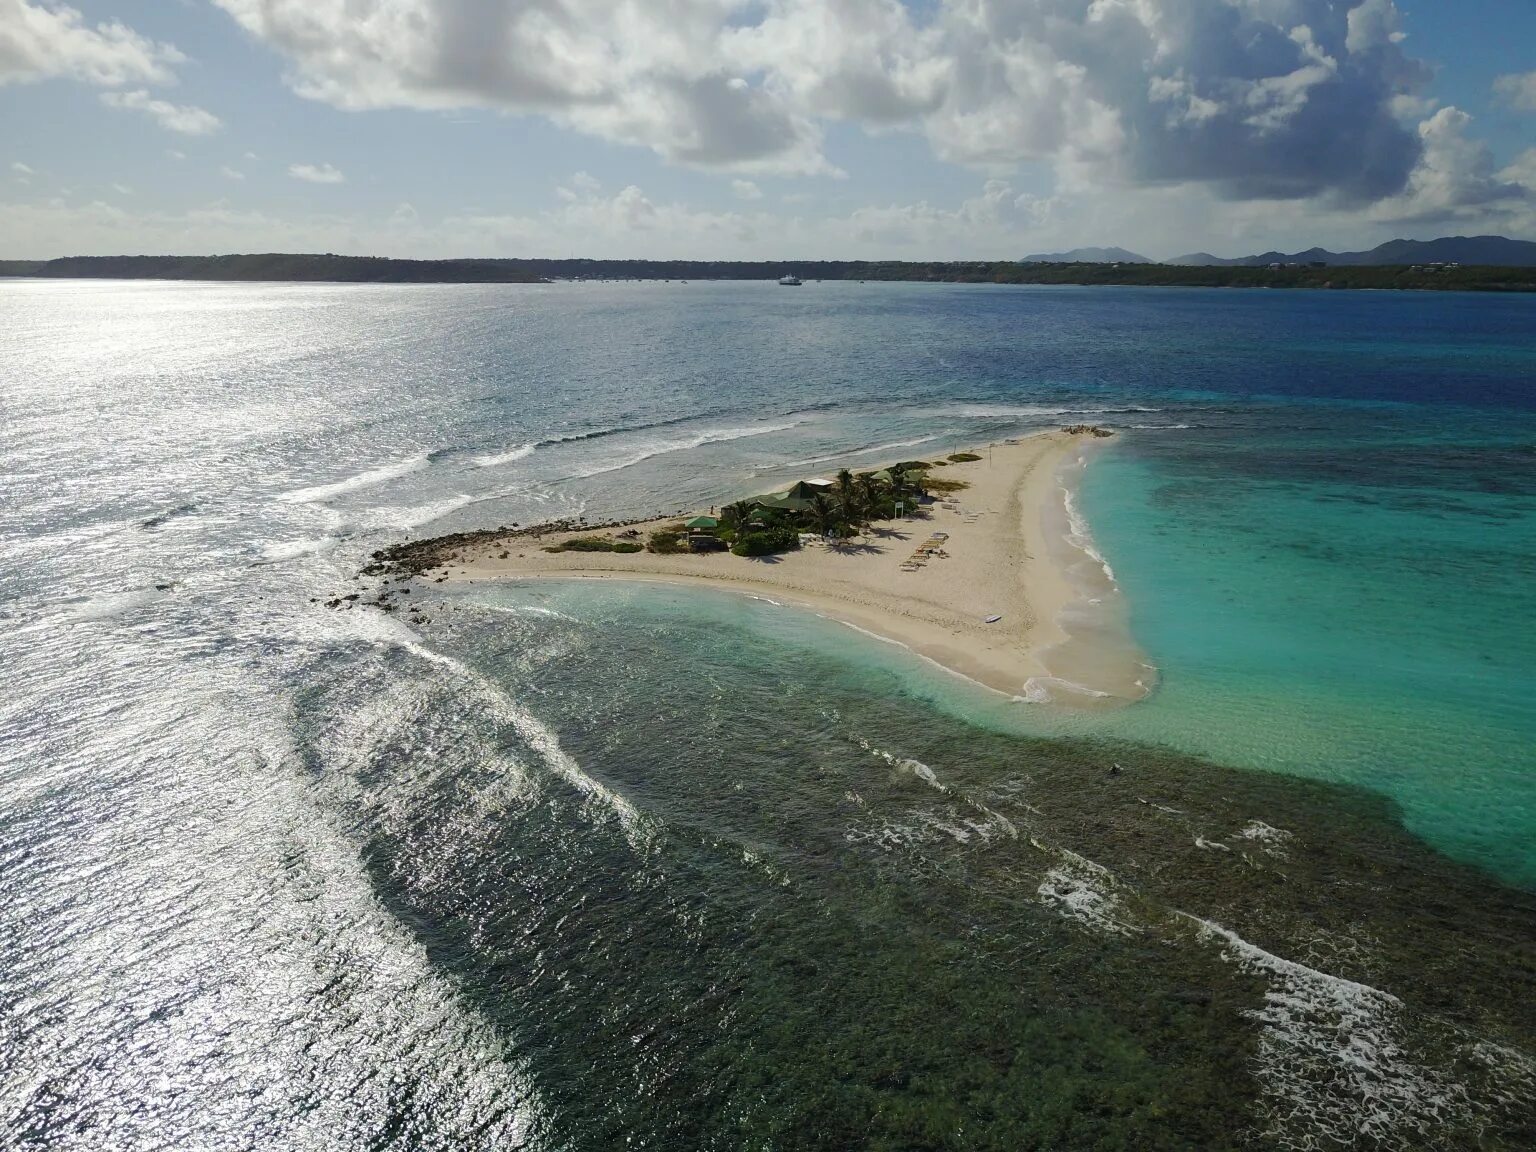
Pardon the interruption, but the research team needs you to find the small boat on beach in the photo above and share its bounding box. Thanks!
[778,273,802,286]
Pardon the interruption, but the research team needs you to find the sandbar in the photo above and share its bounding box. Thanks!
[417,431,1153,707]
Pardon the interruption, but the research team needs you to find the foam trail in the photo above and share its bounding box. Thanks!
[473,443,537,468]
[1019,676,1113,704]
[1178,913,1469,1149]
[1037,867,1139,936]
[276,453,430,503]
[1061,483,1115,581]
[559,420,803,482]
[366,622,650,850]
[60,588,166,622]
[256,536,336,563]
[368,493,479,531]
[773,435,941,470]
[855,737,947,792]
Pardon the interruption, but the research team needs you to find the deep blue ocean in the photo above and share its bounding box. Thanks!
[2,279,1533,1150]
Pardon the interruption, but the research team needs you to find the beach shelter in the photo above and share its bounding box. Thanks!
[685,515,719,530]
[783,480,823,500]
[755,493,813,513]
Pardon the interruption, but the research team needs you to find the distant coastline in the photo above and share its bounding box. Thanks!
[3,252,1535,291]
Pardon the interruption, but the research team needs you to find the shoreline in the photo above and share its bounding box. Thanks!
[382,431,1153,708]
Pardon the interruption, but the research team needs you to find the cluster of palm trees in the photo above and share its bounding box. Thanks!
[722,466,921,541]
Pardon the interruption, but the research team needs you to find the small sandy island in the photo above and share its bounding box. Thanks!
[374,430,1153,707]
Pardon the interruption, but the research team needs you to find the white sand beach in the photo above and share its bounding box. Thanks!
[442,431,1152,706]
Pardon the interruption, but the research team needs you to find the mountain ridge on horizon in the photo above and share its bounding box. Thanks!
[1164,234,1536,267]
[1021,246,1155,264]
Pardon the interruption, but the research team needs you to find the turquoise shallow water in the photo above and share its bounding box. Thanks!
[1076,417,1536,885]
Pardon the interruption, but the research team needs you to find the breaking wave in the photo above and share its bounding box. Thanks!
[275,453,431,504]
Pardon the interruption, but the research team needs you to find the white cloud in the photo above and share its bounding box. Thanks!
[1371,107,1533,226]
[210,0,834,175]
[220,165,245,181]
[206,0,1438,202]
[0,0,184,87]
[100,89,221,135]
[1500,149,1536,189]
[731,179,762,201]
[166,149,186,160]
[1493,72,1536,113]
[11,161,33,174]
[289,162,344,184]
[110,181,131,194]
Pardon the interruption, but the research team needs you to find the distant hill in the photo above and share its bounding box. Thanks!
[1020,247,1153,264]
[1166,235,1536,267]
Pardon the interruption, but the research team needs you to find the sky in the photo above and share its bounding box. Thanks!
[1,0,1533,261]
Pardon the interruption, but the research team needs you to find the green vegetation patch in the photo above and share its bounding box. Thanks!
[923,477,971,493]
[947,452,983,463]
[648,527,687,554]
[731,525,801,557]
[543,535,643,554]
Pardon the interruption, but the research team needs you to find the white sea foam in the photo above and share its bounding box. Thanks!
[1036,849,1140,936]
[275,453,430,503]
[472,443,537,468]
[382,632,649,850]
[256,536,336,563]
[772,435,940,470]
[559,421,803,482]
[856,737,947,792]
[370,493,480,531]
[1061,484,1115,581]
[850,737,1018,846]
[1237,821,1294,857]
[60,588,165,622]
[1179,913,1470,1149]
[1018,675,1113,704]
[471,603,579,622]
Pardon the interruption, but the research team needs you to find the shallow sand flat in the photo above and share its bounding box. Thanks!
[445,431,1150,705]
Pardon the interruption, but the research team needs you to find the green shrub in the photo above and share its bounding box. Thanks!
[730,525,801,557]
[648,527,686,554]
[543,535,646,554]
[924,477,971,493]
[561,536,620,552]
[947,451,982,462]
[612,542,643,554]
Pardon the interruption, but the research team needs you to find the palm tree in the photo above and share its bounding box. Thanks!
[723,500,756,534]
[855,474,884,524]
[834,469,866,528]
[808,492,838,537]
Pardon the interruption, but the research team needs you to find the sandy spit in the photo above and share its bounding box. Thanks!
[436,431,1150,706]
